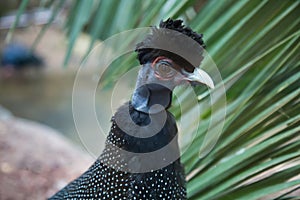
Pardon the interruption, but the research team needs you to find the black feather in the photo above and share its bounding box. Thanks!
[49,102,186,199]
[135,18,205,72]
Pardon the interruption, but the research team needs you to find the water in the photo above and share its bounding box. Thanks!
[0,69,135,156]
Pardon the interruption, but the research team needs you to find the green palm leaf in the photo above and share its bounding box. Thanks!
[11,0,300,199]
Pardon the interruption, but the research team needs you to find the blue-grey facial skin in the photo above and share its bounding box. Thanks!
[131,59,214,114]
[131,62,185,114]
[135,62,184,90]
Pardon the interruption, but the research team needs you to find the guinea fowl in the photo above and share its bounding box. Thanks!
[50,18,213,199]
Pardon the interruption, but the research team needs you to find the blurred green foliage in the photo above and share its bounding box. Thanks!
[11,0,300,199]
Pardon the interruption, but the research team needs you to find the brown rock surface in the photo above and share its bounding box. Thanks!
[0,106,93,199]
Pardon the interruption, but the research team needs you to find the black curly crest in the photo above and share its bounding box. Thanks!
[135,18,206,72]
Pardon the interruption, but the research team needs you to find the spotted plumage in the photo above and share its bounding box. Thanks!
[50,18,211,199]
[50,103,186,199]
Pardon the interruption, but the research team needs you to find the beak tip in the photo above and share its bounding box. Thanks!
[185,68,215,89]
[207,83,215,89]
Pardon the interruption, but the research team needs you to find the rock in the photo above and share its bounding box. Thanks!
[0,109,93,199]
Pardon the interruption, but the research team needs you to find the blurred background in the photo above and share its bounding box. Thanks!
[0,0,299,199]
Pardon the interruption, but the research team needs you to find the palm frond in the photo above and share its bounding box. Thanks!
[10,0,300,199]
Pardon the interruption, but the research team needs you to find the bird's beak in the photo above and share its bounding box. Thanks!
[182,68,215,89]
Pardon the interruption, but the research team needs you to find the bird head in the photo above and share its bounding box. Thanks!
[132,18,214,113]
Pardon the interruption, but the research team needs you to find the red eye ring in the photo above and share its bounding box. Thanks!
[152,56,173,66]
[152,57,178,80]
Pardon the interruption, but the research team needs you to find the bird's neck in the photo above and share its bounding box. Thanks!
[131,83,173,114]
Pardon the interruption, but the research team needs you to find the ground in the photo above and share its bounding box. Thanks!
[0,25,96,199]
[0,24,126,199]
[0,106,93,199]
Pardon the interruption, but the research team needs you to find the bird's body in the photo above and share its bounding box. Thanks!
[50,103,186,199]
[50,19,212,199]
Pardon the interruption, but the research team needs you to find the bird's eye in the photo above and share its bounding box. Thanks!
[154,61,177,79]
